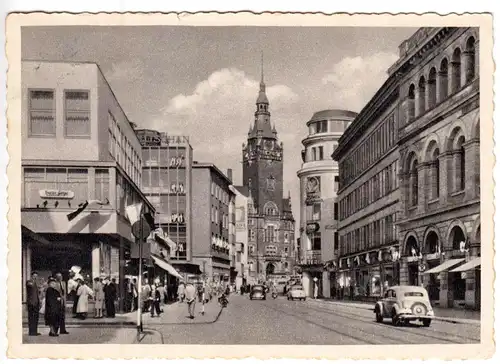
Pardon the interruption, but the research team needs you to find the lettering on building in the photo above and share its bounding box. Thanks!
[39,189,75,200]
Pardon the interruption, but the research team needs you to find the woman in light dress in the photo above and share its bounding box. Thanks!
[76,279,94,320]
[93,277,105,318]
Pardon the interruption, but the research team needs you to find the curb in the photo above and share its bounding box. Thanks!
[22,321,136,327]
[317,300,480,325]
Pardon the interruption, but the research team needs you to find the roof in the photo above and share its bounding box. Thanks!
[282,197,292,212]
[234,185,250,197]
[309,109,358,121]
[192,162,233,186]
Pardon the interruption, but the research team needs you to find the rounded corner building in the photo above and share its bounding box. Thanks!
[297,109,357,298]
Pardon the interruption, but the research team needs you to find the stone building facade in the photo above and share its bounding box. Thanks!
[332,76,402,301]
[392,27,480,309]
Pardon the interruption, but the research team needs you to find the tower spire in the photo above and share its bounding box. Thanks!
[260,50,264,85]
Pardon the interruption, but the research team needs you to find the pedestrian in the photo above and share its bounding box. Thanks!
[150,281,161,317]
[313,282,319,299]
[184,282,196,319]
[54,272,69,334]
[177,281,185,302]
[124,278,133,312]
[104,277,117,318]
[132,278,138,311]
[76,279,93,320]
[93,277,104,318]
[141,278,152,313]
[67,272,79,318]
[26,271,41,336]
[44,277,63,337]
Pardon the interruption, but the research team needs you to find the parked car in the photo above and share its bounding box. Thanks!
[374,285,434,327]
[287,285,306,301]
[250,284,266,300]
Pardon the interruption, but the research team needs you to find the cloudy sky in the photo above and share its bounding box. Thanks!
[22,26,417,225]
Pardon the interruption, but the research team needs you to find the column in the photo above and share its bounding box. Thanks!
[22,243,32,302]
[400,259,409,285]
[402,97,415,124]
[438,152,453,205]
[439,271,452,308]
[450,60,461,93]
[464,140,480,200]
[398,172,409,215]
[91,243,101,280]
[322,271,331,298]
[464,268,476,309]
[474,41,480,80]
[463,51,475,83]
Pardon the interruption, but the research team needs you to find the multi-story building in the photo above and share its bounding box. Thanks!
[297,109,357,298]
[230,185,251,289]
[390,27,480,309]
[241,64,295,283]
[191,163,235,281]
[21,60,155,309]
[135,129,198,279]
[332,69,402,301]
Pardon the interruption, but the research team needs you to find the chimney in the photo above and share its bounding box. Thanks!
[227,168,233,182]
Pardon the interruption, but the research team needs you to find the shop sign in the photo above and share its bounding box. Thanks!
[142,135,161,146]
[418,263,427,272]
[164,213,185,224]
[461,272,467,279]
[169,183,185,194]
[39,189,74,200]
[306,222,319,234]
[169,156,185,168]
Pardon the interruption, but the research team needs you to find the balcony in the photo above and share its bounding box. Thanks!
[300,250,322,266]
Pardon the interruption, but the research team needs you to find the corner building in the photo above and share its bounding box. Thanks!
[241,66,295,283]
[297,110,357,298]
[21,60,154,309]
[332,73,402,300]
[392,27,480,309]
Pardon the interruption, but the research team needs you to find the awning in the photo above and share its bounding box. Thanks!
[151,255,183,279]
[450,257,481,272]
[423,258,465,274]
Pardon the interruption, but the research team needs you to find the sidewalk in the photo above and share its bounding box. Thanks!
[318,299,480,325]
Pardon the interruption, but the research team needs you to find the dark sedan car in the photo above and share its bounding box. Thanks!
[250,285,266,300]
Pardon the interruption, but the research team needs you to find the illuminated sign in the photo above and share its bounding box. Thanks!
[39,189,75,200]
[164,213,185,224]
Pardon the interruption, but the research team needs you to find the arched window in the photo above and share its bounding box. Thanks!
[264,201,278,216]
[426,141,440,201]
[408,154,419,207]
[450,225,466,251]
[464,36,476,83]
[451,48,462,93]
[427,67,437,109]
[407,84,416,122]
[438,58,449,102]
[424,231,440,254]
[417,76,426,116]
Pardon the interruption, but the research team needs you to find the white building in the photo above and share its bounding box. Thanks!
[230,185,250,288]
[297,110,357,298]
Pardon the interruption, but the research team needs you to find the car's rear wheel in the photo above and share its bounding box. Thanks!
[287,296,290,300]
[375,310,383,323]
[422,319,431,327]
[411,303,428,316]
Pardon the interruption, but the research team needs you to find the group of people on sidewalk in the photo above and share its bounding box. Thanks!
[25,270,120,337]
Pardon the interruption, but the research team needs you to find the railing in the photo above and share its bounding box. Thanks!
[300,250,322,265]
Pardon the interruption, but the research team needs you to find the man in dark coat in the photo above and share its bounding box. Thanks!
[104,278,117,318]
[26,271,41,336]
[55,272,69,334]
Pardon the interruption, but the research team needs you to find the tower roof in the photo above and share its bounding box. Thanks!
[256,51,269,104]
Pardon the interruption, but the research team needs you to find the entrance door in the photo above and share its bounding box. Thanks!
[408,264,419,286]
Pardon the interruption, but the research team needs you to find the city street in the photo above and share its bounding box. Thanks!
[145,294,481,345]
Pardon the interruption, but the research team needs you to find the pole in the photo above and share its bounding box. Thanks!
[136,218,143,338]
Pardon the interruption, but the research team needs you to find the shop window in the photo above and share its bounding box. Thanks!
[65,91,90,137]
[29,89,56,136]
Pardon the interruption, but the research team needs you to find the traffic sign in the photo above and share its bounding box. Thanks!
[132,218,152,241]
[418,263,427,272]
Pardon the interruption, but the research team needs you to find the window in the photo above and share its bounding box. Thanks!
[267,176,275,191]
[334,176,339,192]
[334,202,338,220]
[312,203,321,221]
[312,147,317,161]
[318,146,324,160]
[311,232,321,250]
[316,120,328,133]
[29,90,55,136]
[95,169,110,203]
[64,90,90,137]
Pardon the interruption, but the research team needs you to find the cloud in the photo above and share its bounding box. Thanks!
[156,68,300,186]
[321,52,398,112]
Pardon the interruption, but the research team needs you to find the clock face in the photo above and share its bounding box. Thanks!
[264,140,273,150]
[306,177,320,193]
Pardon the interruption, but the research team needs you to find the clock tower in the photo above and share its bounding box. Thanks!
[241,54,295,283]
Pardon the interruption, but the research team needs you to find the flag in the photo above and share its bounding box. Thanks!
[66,198,110,222]
[125,202,143,225]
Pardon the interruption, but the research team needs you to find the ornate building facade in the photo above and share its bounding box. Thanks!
[393,27,480,309]
[241,64,295,284]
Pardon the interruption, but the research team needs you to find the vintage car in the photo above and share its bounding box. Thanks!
[374,285,434,327]
[250,284,266,300]
[287,285,306,301]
